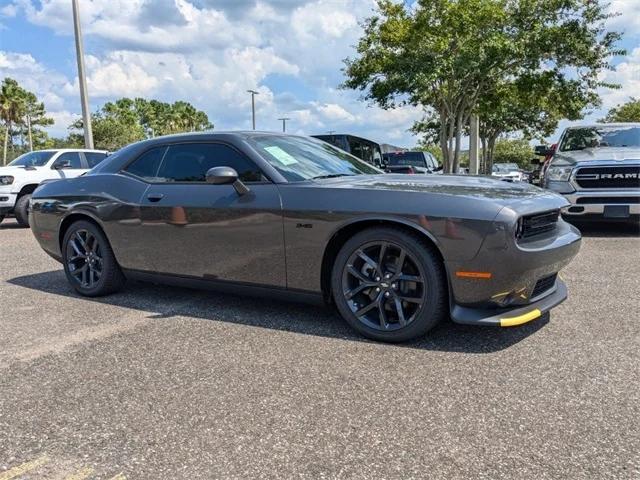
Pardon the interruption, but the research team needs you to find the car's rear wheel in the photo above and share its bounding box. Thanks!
[14,194,31,227]
[331,227,447,342]
[61,220,126,297]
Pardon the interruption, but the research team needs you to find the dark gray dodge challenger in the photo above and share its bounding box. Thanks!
[30,132,581,342]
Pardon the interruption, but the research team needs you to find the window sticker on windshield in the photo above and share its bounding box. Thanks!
[264,146,298,166]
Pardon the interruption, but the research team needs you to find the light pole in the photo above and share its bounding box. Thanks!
[247,89,259,130]
[277,117,290,133]
[72,0,93,149]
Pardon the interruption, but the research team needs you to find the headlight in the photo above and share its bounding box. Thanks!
[546,166,573,181]
[0,176,14,185]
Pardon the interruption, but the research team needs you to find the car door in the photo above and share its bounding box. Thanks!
[50,151,87,178]
[125,142,286,287]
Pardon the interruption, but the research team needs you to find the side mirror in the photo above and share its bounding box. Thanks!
[53,159,72,170]
[534,145,554,157]
[206,166,250,195]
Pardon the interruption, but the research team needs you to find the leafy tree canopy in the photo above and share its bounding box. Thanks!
[71,97,214,151]
[600,97,640,123]
[343,0,623,173]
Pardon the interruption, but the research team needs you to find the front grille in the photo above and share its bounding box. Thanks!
[531,273,557,298]
[574,166,640,189]
[576,196,640,204]
[517,210,559,240]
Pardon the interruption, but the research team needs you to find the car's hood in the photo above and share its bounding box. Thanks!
[314,174,552,200]
[310,174,567,219]
[553,147,640,166]
[0,165,40,175]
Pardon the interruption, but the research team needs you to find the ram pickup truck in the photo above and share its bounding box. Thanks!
[0,149,108,227]
[538,123,640,222]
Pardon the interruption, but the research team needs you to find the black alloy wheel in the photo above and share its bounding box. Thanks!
[342,241,425,331]
[332,227,447,342]
[66,229,104,289]
[62,220,126,296]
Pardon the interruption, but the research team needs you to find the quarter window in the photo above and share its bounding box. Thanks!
[157,143,263,183]
[85,152,108,168]
[124,147,167,181]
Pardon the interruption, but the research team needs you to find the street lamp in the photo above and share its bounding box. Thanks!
[277,117,291,133]
[72,0,93,149]
[247,89,259,130]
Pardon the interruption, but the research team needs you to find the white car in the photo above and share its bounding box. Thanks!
[0,149,108,227]
[491,163,524,182]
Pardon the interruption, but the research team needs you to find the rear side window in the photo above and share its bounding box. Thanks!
[124,147,167,181]
[85,152,108,168]
[156,143,263,183]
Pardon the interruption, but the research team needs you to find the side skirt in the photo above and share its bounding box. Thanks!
[123,269,325,306]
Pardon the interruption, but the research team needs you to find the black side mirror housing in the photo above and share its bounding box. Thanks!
[206,166,250,195]
[53,160,71,170]
[534,145,554,157]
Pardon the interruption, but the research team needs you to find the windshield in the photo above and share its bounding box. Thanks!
[493,163,519,173]
[387,152,425,167]
[9,151,56,167]
[249,135,382,182]
[559,126,640,151]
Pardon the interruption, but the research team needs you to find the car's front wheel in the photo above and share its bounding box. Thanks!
[61,220,126,297]
[331,227,447,342]
[14,194,31,227]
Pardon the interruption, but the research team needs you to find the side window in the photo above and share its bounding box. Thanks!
[124,147,166,181]
[85,152,108,168]
[53,152,83,169]
[157,143,263,183]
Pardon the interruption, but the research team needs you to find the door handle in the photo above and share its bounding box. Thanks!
[147,193,164,202]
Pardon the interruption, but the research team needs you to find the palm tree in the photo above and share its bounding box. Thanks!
[0,78,27,165]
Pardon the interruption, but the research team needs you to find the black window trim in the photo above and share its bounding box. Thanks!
[120,141,274,185]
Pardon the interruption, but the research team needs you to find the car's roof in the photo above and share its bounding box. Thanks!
[565,123,640,129]
[35,148,109,153]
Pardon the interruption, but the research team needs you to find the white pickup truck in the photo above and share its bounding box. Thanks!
[0,149,108,227]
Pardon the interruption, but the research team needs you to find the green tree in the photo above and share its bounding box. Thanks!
[22,91,54,151]
[601,98,640,123]
[343,0,623,173]
[72,97,213,150]
[492,138,535,169]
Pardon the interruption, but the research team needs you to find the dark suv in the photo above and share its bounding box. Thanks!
[383,151,440,174]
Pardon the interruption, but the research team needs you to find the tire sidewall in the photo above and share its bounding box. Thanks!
[331,228,446,342]
[14,194,31,227]
[62,220,117,297]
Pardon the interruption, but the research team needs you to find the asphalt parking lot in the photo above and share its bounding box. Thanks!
[0,219,638,479]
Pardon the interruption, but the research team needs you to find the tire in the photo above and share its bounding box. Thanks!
[61,220,126,297]
[331,227,447,342]
[0,215,4,224]
[14,194,31,227]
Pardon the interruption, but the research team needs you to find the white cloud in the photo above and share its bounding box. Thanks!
[598,47,640,111]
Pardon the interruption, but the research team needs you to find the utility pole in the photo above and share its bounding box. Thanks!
[277,117,290,133]
[247,89,259,130]
[72,0,94,149]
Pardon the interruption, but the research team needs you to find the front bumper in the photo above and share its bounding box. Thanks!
[0,191,17,214]
[562,190,640,218]
[452,278,567,326]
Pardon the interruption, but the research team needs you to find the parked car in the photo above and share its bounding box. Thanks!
[491,163,524,182]
[0,149,108,227]
[30,132,581,343]
[382,151,441,174]
[537,123,640,222]
[312,134,384,167]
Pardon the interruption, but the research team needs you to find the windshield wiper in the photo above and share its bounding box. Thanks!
[310,173,356,180]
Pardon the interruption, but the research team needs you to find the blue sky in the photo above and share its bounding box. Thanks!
[1,0,639,148]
